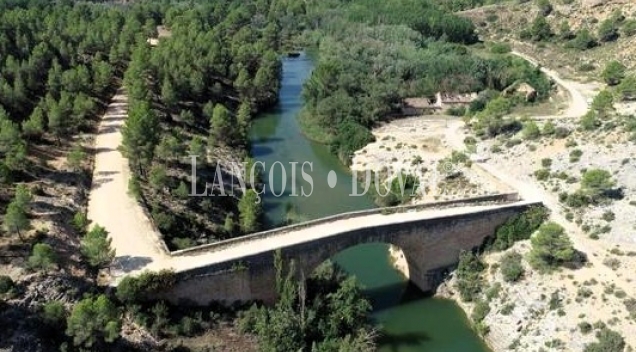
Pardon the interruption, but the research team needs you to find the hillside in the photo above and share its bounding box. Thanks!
[461,0,636,79]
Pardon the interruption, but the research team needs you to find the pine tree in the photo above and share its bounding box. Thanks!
[121,102,160,176]
[81,225,115,269]
[238,189,262,233]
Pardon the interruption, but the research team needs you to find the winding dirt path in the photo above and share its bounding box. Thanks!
[87,89,170,278]
[511,50,589,118]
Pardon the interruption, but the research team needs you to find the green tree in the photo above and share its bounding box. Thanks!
[42,301,66,327]
[121,102,160,176]
[530,15,553,41]
[149,164,168,190]
[236,101,252,142]
[580,168,615,198]
[529,222,576,271]
[209,103,234,146]
[601,61,626,86]
[67,145,86,172]
[238,189,262,233]
[4,202,29,240]
[567,29,598,50]
[66,295,121,348]
[28,243,58,271]
[161,78,177,109]
[542,121,556,135]
[81,225,115,270]
[455,250,485,302]
[22,106,46,139]
[224,213,236,236]
[500,251,525,282]
[591,90,614,117]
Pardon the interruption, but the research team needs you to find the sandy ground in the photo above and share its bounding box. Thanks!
[86,89,170,279]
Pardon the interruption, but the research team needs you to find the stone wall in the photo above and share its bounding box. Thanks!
[154,201,540,306]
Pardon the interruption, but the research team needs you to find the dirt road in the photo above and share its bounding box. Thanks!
[87,89,170,278]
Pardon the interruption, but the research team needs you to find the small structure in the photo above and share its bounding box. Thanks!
[435,92,478,109]
[504,81,537,102]
[402,97,439,115]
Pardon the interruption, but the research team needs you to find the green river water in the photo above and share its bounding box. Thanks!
[249,54,491,352]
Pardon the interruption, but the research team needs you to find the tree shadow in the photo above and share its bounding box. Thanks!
[92,147,116,155]
[91,177,114,190]
[112,255,153,273]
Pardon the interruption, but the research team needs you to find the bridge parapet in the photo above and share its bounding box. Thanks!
[170,193,520,258]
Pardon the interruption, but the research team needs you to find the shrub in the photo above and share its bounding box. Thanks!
[0,275,15,294]
[583,328,625,352]
[566,29,598,50]
[471,299,490,323]
[42,301,66,327]
[598,18,619,42]
[500,251,525,282]
[490,42,511,54]
[602,61,626,86]
[569,149,583,162]
[580,111,600,130]
[616,75,636,101]
[488,206,548,251]
[455,251,485,302]
[542,121,556,135]
[116,270,177,303]
[622,19,636,37]
[534,168,550,180]
[602,211,615,222]
[66,295,120,348]
[28,243,58,271]
[522,121,541,140]
[554,126,570,138]
[579,321,593,334]
[541,158,552,168]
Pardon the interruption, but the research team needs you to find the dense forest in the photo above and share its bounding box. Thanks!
[297,0,551,163]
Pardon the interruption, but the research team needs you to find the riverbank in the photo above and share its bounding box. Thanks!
[350,115,512,204]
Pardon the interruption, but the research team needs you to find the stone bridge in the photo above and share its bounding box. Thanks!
[146,193,541,305]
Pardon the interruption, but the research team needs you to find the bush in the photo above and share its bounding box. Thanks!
[66,295,121,348]
[28,243,58,271]
[490,42,511,54]
[554,126,571,138]
[534,168,550,180]
[566,29,598,50]
[116,270,177,303]
[583,328,625,352]
[622,19,636,37]
[598,18,619,42]
[522,121,541,140]
[42,301,66,327]
[569,149,583,162]
[500,251,525,282]
[616,75,636,101]
[0,275,15,294]
[487,207,548,251]
[471,299,490,323]
[580,111,600,131]
[602,61,626,86]
[455,251,485,302]
[579,321,593,334]
[542,121,556,135]
[541,158,552,168]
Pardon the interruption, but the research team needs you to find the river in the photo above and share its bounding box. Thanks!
[249,53,491,352]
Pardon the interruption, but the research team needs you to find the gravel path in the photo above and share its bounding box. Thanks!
[87,89,170,278]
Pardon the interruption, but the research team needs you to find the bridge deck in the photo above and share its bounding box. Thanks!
[114,200,538,279]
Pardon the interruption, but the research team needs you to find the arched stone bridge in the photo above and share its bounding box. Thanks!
[141,194,540,305]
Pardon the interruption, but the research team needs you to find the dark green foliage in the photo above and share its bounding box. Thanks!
[121,101,160,175]
[583,328,625,352]
[529,15,553,41]
[487,206,549,251]
[42,301,66,327]
[500,251,524,282]
[66,295,121,348]
[0,275,15,294]
[580,168,615,199]
[566,29,598,50]
[28,243,57,271]
[616,75,636,101]
[116,270,177,304]
[598,18,620,42]
[622,19,636,37]
[602,61,626,86]
[238,189,262,233]
[240,254,375,351]
[455,251,486,302]
[490,43,512,54]
[471,299,490,323]
[80,225,115,270]
[580,111,601,131]
[529,222,576,271]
